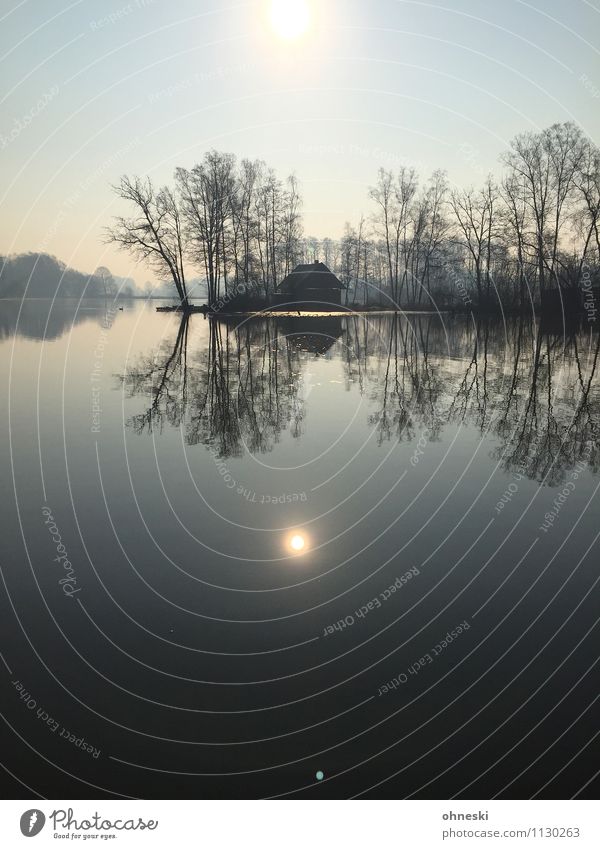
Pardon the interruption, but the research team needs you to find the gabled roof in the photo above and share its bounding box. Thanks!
[278,261,345,294]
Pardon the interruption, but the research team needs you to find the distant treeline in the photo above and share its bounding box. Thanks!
[109,121,600,310]
[0,253,135,300]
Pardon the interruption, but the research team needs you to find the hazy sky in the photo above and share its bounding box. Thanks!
[1,0,599,284]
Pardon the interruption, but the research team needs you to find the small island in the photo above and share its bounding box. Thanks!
[105,126,600,322]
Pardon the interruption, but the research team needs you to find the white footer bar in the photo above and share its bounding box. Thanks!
[1,800,598,848]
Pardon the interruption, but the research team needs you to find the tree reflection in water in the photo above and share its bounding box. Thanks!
[118,313,599,485]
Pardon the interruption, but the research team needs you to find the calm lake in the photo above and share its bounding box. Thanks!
[1,299,599,799]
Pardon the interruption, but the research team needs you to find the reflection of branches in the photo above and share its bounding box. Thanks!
[118,312,600,482]
[364,315,443,444]
[488,324,600,484]
[119,315,310,458]
[121,314,190,434]
[448,332,480,423]
[353,314,599,485]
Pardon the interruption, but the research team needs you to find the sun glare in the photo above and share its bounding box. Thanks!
[289,533,306,552]
[269,0,311,40]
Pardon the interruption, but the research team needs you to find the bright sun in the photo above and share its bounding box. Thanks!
[289,534,306,552]
[269,0,311,40]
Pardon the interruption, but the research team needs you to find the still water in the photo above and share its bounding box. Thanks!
[1,299,599,799]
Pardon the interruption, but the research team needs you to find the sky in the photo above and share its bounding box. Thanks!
[1,0,599,284]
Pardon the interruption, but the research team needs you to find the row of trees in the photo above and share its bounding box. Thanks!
[108,152,302,308]
[326,123,600,308]
[109,122,600,310]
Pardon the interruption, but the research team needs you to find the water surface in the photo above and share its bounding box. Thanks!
[1,299,599,799]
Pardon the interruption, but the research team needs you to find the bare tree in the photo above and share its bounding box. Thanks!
[107,176,189,307]
[450,177,499,305]
[572,136,600,267]
[500,174,530,308]
[501,122,585,297]
[413,170,450,304]
[175,151,236,306]
[281,175,303,276]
